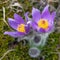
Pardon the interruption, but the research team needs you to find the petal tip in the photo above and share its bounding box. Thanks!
[46,5,49,8]
[32,7,38,11]
[14,13,18,16]
[4,32,8,35]
[32,7,35,10]
[24,12,29,16]
[8,18,14,21]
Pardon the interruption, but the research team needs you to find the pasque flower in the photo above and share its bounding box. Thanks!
[4,13,30,37]
[31,5,56,33]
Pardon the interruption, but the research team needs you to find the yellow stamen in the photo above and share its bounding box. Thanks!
[38,19,49,29]
[17,24,25,32]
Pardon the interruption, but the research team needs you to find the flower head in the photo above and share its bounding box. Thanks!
[4,13,30,37]
[29,47,40,58]
[31,5,56,33]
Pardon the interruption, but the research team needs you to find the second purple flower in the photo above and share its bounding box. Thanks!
[31,5,56,33]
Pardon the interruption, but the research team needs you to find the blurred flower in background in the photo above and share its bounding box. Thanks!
[29,47,40,58]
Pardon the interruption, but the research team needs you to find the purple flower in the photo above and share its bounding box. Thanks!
[4,13,30,37]
[31,5,56,33]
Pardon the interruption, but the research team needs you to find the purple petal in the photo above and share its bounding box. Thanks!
[27,21,32,25]
[49,12,56,25]
[31,22,39,31]
[51,11,56,21]
[24,12,29,22]
[4,31,24,38]
[46,25,54,32]
[25,24,30,34]
[14,13,25,24]
[39,28,46,33]
[8,18,18,30]
[32,7,41,22]
[41,5,50,20]
[39,25,54,33]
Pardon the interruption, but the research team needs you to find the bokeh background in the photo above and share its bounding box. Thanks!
[0,0,60,60]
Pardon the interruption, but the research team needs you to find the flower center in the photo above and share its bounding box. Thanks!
[17,24,25,32]
[38,19,49,29]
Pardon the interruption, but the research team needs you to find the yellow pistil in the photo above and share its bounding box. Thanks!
[38,19,49,29]
[17,24,25,32]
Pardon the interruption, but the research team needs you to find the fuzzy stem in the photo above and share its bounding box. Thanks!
[0,49,15,60]
[3,7,8,26]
